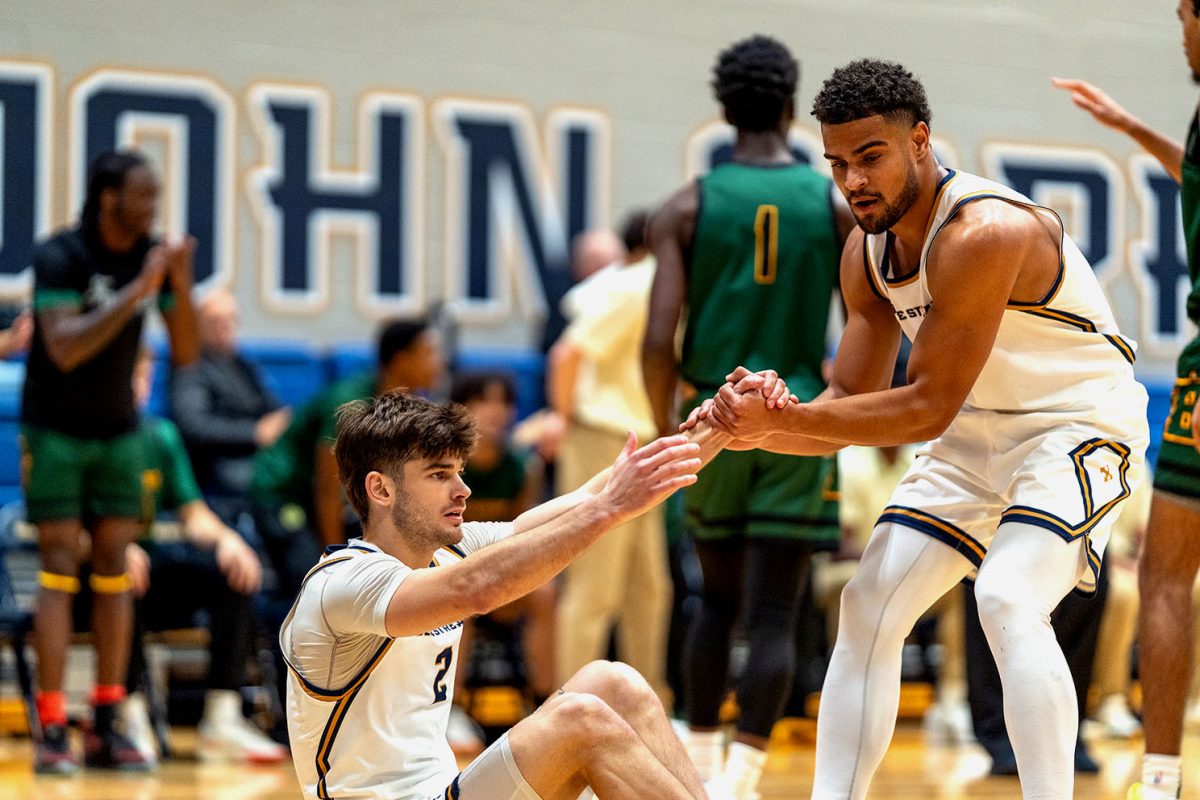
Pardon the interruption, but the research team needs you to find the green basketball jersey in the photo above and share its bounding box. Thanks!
[681,162,839,402]
[1183,111,1200,325]
[1177,109,1200,368]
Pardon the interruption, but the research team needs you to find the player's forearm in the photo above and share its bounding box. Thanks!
[642,340,679,437]
[512,422,728,535]
[1124,117,1184,182]
[177,500,227,549]
[459,494,620,613]
[41,280,154,372]
[163,288,200,367]
[770,385,951,448]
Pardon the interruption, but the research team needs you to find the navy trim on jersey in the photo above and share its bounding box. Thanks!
[1104,334,1136,364]
[313,639,395,799]
[861,238,888,301]
[877,505,985,568]
[1019,306,1097,332]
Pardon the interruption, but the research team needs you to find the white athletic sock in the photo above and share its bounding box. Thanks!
[1142,753,1182,799]
[720,741,767,800]
[685,729,724,782]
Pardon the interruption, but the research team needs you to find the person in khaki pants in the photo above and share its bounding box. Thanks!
[545,212,672,704]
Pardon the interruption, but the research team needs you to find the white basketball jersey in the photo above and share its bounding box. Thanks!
[862,168,1139,412]
[280,523,513,800]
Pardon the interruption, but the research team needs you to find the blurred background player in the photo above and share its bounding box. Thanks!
[21,149,200,773]
[547,209,674,703]
[643,35,853,799]
[1055,5,1200,794]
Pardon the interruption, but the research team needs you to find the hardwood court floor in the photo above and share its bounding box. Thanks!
[0,723,1197,799]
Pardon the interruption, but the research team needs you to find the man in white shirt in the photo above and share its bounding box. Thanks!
[280,388,735,800]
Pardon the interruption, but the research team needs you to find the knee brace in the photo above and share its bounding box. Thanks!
[38,571,80,594]
[89,572,131,594]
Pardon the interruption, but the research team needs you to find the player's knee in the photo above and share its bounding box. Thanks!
[837,572,884,631]
[973,577,1040,638]
[1139,555,1195,599]
[550,691,625,751]
[89,541,128,575]
[569,660,658,711]
[38,549,79,577]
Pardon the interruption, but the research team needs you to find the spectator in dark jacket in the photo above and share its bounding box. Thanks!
[170,290,291,503]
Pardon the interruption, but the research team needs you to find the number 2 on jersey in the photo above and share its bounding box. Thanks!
[433,646,453,703]
[754,204,779,285]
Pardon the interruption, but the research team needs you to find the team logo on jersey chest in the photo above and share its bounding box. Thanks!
[893,303,931,321]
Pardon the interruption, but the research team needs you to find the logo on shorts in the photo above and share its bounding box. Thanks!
[1099,465,1113,482]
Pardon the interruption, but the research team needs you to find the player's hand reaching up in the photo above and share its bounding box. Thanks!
[599,433,700,520]
[1052,78,1136,135]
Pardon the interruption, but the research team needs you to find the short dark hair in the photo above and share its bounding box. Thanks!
[712,35,798,132]
[450,371,517,407]
[377,316,431,367]
[811,59,932,129]
[619,210,650,253]
[334,390,478,522]
[81,150,149,237]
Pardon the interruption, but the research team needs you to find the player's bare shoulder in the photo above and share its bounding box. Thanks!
[928,198,1060,302]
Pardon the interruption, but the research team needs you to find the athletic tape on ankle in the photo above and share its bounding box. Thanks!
[38,571,80,594]
[89,572,131,594]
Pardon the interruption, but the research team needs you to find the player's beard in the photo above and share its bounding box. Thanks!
[390,487,460,550]
[855,160,920,235]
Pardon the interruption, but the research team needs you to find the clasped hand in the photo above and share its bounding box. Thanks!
[679,366,797,446]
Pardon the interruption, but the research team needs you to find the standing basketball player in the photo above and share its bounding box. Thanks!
[687,59,1148,798]
[1054,4,1200,796]
[23,150,199,772]
[643,35,853,799]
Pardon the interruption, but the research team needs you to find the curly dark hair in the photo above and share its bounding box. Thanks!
[711,35,798,132]
[334,390,478,522]
[811,58,931,129]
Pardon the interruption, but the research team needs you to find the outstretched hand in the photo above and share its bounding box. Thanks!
[601,432,700,519]
[1052,78,1134,134]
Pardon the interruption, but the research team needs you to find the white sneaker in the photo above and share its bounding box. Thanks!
[1094,695,1142,739]
[119,693,159,766]
[198,715,289,764]
[446,704,485,757]
[923,700,975,745]
[198,690,289,764]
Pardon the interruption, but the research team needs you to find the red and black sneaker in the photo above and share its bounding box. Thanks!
[82,727,154,771]
[34,724,79,775]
